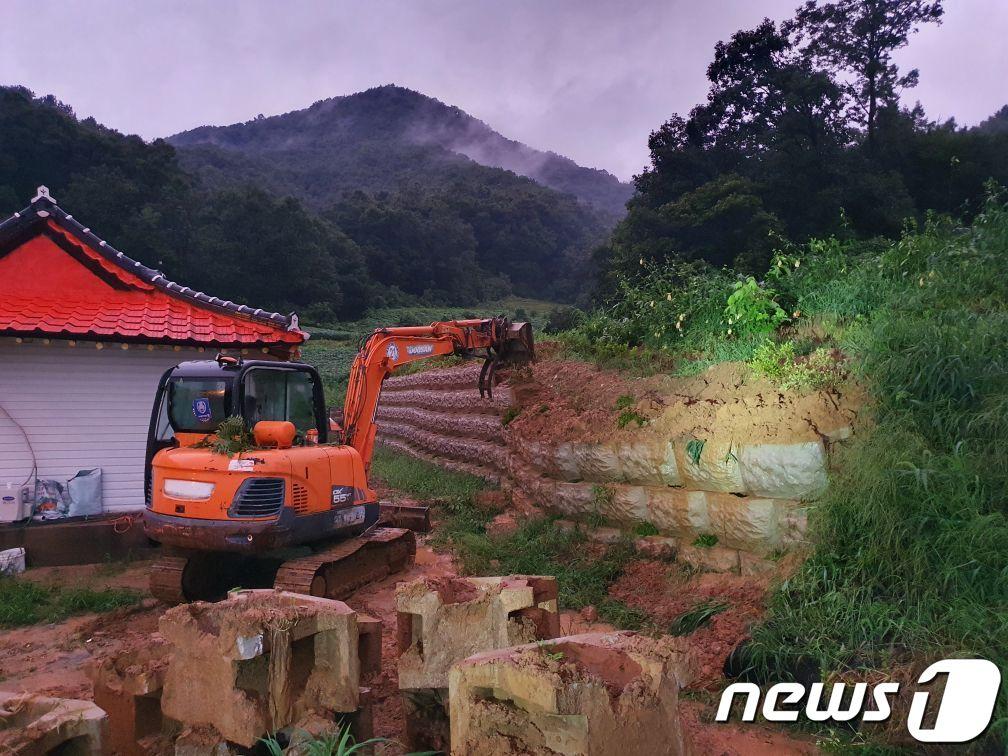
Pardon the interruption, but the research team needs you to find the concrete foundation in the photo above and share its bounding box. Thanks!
[86,637,171,756]
[449,631,693,756]
[159,590,373,748]
[0,691,107,755]
[396,575,560,691]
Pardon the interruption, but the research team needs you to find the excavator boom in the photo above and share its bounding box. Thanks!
[341,316,534,471]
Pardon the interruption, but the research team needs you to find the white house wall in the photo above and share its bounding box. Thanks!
[0,339,275,514]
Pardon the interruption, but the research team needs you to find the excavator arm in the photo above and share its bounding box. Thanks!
[340,316,534,471]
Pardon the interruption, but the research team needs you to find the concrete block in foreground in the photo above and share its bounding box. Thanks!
[86,636,170,756]
[449,631,692,756]
[159,589,370,747]
[0,691,107,755]
[396,575,560,691]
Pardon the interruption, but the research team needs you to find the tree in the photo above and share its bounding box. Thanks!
[788,0,943,145]
[689,19,848,158]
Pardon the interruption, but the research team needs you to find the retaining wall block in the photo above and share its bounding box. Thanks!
[706,493,783,550]
[738,441,828,500]
[396,575,560,691]
[448,631,693,756]
[0,691,107,755]
[679,439,746,493]
[159,590,365,747]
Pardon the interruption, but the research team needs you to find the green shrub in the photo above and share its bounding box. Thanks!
[748,340,843,392]
[724,276,787,336]
[692,533,718,548]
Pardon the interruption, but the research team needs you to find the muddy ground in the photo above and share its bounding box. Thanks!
[0,515,817,755]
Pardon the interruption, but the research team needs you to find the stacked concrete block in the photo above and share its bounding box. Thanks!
[86,637,171,756]
[0,691,107,755]
[449,631,693,756]
[395,575,560,751]
[158,590,380,748]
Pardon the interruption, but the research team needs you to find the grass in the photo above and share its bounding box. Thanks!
[0,577,140,627]
[668,599,729,636]
[370,447,648,628]
[261,725,392,756]
[744,196,1008,745]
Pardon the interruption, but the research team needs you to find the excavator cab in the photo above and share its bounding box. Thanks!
[144,358,328,506]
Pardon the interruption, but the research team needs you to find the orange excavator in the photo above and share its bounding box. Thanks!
[143,317,534,603]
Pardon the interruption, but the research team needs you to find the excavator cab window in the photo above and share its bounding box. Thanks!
[167,378,231,433]
[241,368,318,439]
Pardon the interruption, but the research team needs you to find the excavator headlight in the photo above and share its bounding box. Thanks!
[163,479,216,501]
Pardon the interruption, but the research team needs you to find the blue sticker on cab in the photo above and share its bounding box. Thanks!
[193,398,212,422]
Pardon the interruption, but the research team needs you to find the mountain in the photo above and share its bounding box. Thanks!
[0,85,606,314]
[167,85,633,217]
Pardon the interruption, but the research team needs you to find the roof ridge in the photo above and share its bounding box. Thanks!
[0,186,304,336]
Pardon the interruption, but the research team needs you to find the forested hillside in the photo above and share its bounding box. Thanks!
[169,85,632,216]
[0,85,608,318]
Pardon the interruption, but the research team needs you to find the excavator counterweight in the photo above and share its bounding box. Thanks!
[142,317,533,603]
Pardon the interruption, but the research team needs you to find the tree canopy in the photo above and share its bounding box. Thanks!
[600,0,1007,285]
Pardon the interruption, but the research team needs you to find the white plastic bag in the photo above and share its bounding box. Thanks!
[67,468,103,517]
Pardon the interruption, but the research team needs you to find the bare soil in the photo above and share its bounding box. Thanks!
[506,357,864,446]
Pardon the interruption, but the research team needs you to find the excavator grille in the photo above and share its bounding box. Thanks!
[291,482,310,515]
[229,478,285,518]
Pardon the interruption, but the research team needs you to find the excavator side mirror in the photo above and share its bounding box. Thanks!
[253,421,296,449]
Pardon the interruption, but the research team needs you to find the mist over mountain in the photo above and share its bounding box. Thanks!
[168,85,633,217]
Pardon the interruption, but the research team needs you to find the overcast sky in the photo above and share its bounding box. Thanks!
[2,0,1004,181]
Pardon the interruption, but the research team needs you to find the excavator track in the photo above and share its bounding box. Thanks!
[273,527,416,599]
[149,556,188,604]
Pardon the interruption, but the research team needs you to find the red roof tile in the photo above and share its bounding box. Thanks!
[0,295,302,344]
[0,194,305,347]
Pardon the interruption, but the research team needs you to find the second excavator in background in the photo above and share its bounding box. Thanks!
[142,317,534,603]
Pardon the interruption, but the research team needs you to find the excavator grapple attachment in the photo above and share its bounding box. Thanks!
[479,319,535,399]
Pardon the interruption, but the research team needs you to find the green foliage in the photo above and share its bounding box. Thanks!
[260,725,392,756]
[613,394,636,410]
[668,599,729,636]
[203,416,255,456]
[370,448,647,629]
[692,534,719,548]
[724,277,787,336]
[685,439,706,466]
[749,340,843,392]
[747,193,1008,743]
[501,407,520,427]
[617,409,648,429]
[0,578,139,627]
[632,521,660,537]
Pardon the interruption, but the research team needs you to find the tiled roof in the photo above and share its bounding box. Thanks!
[0,187,305,346]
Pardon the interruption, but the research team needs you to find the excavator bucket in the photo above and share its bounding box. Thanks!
[500,321,536,365]
[479,320,536,399]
